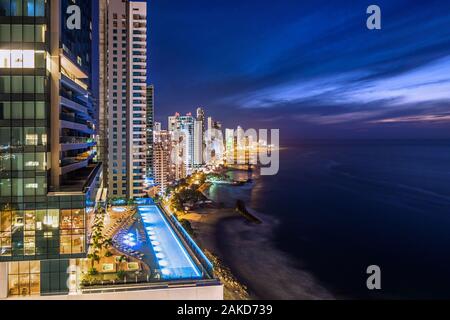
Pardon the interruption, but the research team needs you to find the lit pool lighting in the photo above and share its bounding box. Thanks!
[136,202,202,280]
[161,268,171,276]
[159,260,168,267]
[112,207,126,213]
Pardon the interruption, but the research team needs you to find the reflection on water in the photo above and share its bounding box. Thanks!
[209,141,450,299]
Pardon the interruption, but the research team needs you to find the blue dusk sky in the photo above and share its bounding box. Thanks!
[146,0,450,139]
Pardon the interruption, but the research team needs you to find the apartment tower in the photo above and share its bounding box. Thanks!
[103,0,147,199]
[153,130,172,193]
[168,112,194,176]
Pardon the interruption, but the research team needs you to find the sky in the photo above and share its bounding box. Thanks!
[147,0,450,140]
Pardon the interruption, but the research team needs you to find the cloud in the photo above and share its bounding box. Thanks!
[371,114,450,124]
[152,0,450,137]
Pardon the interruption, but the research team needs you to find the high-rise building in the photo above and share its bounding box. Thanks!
[196,107,205,133]
[225,128,235,164]
[213,121,222,130]
[98,0,109,187]
[168,113,194,175]
[207,116,213,136]
[103,0,147,199]
[194,120,203,167]
[0,0,103,298]
[205,116,224,164]
[146,85,154,180]
[168,112,180,131]
[195,107,205,167]
[153,130,172,193]
[154,121,162,132]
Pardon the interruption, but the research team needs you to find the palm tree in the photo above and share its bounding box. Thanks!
[103,238,113,250]
[116,255,127,272]
[87,250,101,268]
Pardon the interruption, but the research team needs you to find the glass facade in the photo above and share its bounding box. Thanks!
[0,195,89,260]
[0,0,100,298]
[0,0,51,264]
[0,0,46,17]
[7,260,40,296]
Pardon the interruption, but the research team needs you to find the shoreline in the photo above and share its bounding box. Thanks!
[184,206,334,300]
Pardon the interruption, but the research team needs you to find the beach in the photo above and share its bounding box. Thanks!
[184,206,334,300]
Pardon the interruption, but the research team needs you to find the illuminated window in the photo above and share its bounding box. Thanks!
[0,50,36,68]
[8,261,40,296]
[0,50,9,68]
[0,210,12,257]
[60,209,85,255]
[25,133,38,146]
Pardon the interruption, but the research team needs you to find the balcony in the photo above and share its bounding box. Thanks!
[50,162,102,195]
[60,114,94,135]
[61,73,88,96]
[60,136,96,152]
[60,95,88,114]
[60,151,96,175]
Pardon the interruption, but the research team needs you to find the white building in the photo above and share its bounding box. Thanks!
[194,120,203,167]
[153,130,172,193]
[168,113,195,175]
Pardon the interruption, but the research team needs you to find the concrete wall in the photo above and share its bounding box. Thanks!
[6,284,223,300]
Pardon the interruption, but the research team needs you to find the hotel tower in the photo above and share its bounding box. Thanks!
[101,0,147,199]
[0,0,102,297]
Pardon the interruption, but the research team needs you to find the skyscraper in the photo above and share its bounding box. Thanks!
[194,120,203,167]
[168,112,180,132]
[196,107,205,133]
[103,0,147,199]
[153,130,172,193]
[195,107,205,167]
[168,113,194,175]
[0,0,103,298]
[146,85,154,180]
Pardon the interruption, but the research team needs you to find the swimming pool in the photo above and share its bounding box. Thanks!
[137,202,203,280]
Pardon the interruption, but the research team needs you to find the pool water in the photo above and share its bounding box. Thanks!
[137,203,202,280]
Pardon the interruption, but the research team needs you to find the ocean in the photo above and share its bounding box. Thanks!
[206,140,450,299]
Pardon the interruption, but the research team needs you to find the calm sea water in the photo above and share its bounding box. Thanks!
[208,140,450,299]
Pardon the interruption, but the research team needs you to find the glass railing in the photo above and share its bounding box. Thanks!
[60,114,94,131]
[61,151,96,166]
[60,137,95,144]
